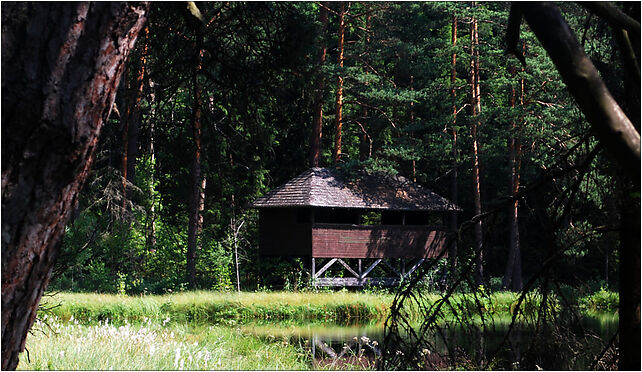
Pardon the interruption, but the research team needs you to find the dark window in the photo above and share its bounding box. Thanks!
[296,208,311,223]
[405,211,428,225]
[314,207,358,224]
[381,211,404,225]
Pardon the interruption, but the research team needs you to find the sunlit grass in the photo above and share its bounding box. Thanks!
[43,291,393,324]
[42,289,614,326]
[18,315,310,370]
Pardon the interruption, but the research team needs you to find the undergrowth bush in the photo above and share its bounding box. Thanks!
[579,288,619,312]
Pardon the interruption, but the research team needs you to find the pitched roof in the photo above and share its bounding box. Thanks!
[253,167,461,211]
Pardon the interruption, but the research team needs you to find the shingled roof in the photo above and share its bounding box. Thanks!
[253,167,461,212]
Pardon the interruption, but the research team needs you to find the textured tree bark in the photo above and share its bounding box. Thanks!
[333,2,346,164]
[1,3,148,369]
[310,2,328,168]
[448,13,459,279]
[186,39,206,288]
[469,7,484,286]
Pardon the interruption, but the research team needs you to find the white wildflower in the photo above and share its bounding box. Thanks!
[174,347,181,368]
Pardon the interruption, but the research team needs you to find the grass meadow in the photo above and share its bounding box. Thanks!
[18,290,618,370]
[19,315,309,370]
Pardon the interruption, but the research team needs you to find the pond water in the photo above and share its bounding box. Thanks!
[240,313,619,370]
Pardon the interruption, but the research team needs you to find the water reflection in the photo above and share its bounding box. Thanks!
[241,321,384,368]
[240,313,618,370]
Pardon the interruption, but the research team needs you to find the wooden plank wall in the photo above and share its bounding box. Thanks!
[311,223,447,258]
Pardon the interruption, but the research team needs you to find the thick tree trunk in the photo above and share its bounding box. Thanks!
[187,40,206,288]
[1,3,148,369]
[333,2,346,164]
[310,2,328,168]
[448,13,459,278]
[469,8,484,286]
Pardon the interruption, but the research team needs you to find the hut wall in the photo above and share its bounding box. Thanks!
[311,223,447,258]
[258,208,311,256]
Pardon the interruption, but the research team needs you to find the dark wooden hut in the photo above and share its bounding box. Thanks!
[253,167,461,286]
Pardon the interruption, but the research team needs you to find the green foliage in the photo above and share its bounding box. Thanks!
[580,288,619,312]
[49,1,625,302]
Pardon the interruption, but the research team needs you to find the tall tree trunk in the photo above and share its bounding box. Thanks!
[186,39,206,288]
[147,78,157,251]
[333,2,346,164]
[1,3,148,369]
[409,75,417,182]
[359,10,372,162]
[503,55,524,291]
[120,26,149,212]
[469,6,484,286]
[310,2,328,168]
[448,13,459,278]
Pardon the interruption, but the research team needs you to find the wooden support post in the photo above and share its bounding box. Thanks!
[312,257,316,283]
[358,259,362,278]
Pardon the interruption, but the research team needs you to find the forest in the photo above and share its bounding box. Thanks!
[1,1,640,370]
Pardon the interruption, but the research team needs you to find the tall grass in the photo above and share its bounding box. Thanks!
[41,290,612,326]
[42,291,393,325]
[19,315,309,370]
